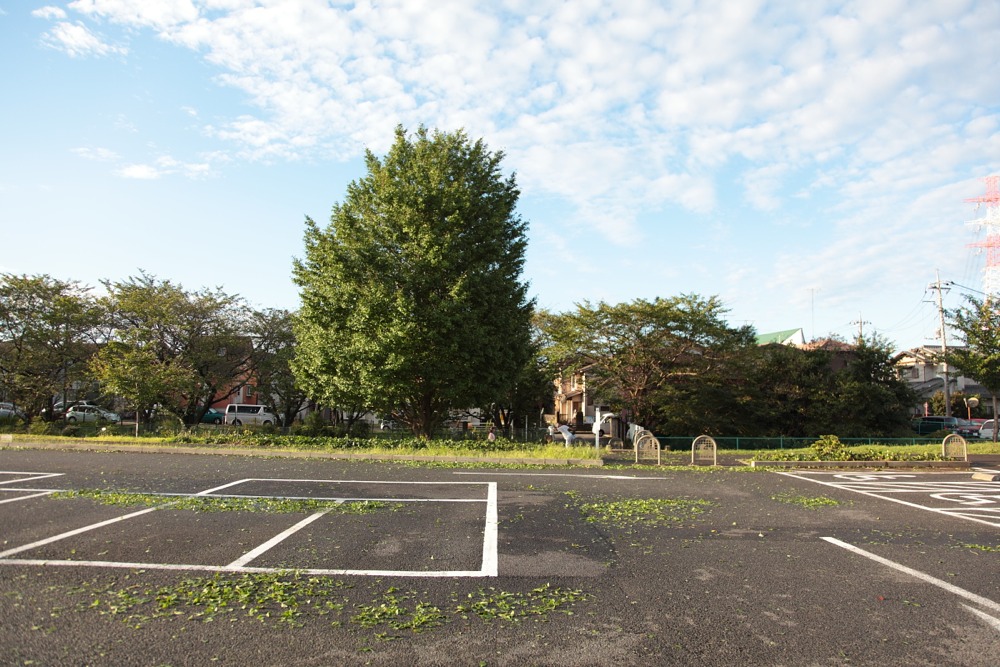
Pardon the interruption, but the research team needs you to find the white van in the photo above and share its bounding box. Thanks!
[225,404,278,426]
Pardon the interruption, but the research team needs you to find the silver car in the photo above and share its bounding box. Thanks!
[65,405,120,423]
[0,402,25,421]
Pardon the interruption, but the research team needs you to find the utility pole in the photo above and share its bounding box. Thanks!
[930,270,952,417]
[851,313,870,342]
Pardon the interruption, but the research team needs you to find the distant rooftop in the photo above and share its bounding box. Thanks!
[756,328,805,346]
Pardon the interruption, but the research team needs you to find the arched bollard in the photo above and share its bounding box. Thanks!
[691,435,717,466]
[941,434,968,462]
[635,432,661,465]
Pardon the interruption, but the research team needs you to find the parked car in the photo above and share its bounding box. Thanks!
[225,404,278,426]
[0,402,25,421]
[47,400,99,419]
[200,408,225,425]
[955,419,981,438]
[978,420,996,440]
[911,415,961,435]
[65,405,121,424]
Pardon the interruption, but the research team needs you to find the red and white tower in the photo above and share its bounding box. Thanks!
[967,175,1000,297]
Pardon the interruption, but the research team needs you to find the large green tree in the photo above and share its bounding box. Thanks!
[947,295,1000,440]
[0,274,101,418]
[540,296,755,434]
[293,126,535,437]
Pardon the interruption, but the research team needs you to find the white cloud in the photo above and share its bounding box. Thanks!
[32,6,67,20]
[71,146,120,161]
[114,155,215,180]
[116,163,161,180]
[68,0,198,30]
[41,21,127,58]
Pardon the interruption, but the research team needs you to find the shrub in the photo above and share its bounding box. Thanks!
[811,435,849,461]
[28,420,57,436]
[0,415,23,432]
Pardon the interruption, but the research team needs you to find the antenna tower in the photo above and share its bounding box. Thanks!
[966,175,1000,297]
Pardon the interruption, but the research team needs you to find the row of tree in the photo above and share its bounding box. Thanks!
[0,272,307,426]
[5,126,998,439]
[538,297,923,437]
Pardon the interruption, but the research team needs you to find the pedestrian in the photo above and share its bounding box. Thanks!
[487,426,496,442]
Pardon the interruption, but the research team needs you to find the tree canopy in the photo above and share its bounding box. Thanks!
[96,273,252,424]
[293,126,535,436]
[947,295,1000,439]
[539,295,755,433]
[0,274,101,417]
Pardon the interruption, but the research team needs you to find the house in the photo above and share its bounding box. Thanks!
[757,329,856,372]
[551,367,593,429]
[892,346,993,417]
[797,338,855,373]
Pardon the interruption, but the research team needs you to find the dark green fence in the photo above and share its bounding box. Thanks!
[656,436,947,451]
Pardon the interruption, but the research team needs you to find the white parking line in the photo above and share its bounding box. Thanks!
[0,472,64,486]
[481,482,498,576]
[778,472,1000,528]
[0,478,501,577]
[964,604,1000,632]
[0,558,493,577]
[227,508,335,568]
[0,502,176,559]
[0,491,54,504]
[822,537,1000,616]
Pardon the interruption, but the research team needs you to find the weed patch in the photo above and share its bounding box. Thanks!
[572,496,714,527]
[453,584,590,622]
[75,572,351,627]
[771,492,841,509]
[52,489,401,515]
[67,574,590,636]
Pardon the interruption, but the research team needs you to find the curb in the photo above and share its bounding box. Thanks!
[749,459,971,470]
[0,439,603,467]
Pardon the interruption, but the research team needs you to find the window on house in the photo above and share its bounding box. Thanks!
[246,386,254,397]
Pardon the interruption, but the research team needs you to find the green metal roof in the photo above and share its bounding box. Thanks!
[756,328,803,345]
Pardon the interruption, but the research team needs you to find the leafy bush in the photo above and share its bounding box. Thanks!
[0,415,23,432]
[811,435,849,461]
[28,420,57,436]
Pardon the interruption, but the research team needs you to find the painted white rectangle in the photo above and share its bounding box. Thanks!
[0,477,501,578]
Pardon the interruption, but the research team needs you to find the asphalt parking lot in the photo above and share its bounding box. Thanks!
[1,448,998,666]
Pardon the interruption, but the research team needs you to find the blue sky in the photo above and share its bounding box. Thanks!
[2,1,998,350]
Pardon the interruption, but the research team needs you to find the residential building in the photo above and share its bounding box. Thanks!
[892,346,993,417]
